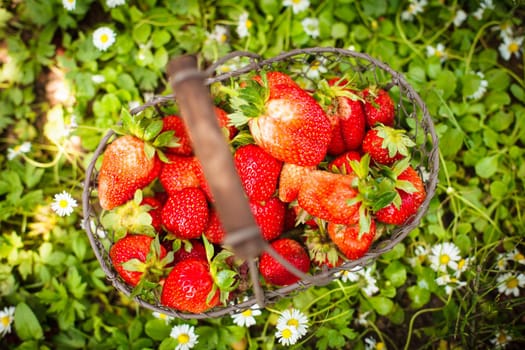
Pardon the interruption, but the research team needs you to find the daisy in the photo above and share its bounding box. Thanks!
[62,0,76,11]
[355,311,370,326]
[152,311,174,324]
[51,191,78,217]
[490,329,512,349]
[208,25,229,44]
[305,58,327,80]
[429,242,461,272]
[236,12,252,38]
[0,306,15,337]
[364,336,386,350]
[361,267,379,296]
[106,0,126,8]
[426,43,447,62]
[275,325,300,346]
[435,273,467,295]
[453,9,467,27]
[7,141,31,160]
[505,248,525,265]
[170,324,199,350]
[91,74,106,84]
[400,0,427,22]
[283,0,310,14]
[408,245,429,267]
[276,309,309,338]
[497,272,525,297]
[467,72,488,100]
[499,35,523,61]
[336,266,362,283]
[93,27,116,52]
[473,0,494,20]
[454,257,473,278]
[231,304,262,327]
[496,254,508,270]
[301,18,319,38]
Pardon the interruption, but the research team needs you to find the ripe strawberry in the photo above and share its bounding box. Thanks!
[327,220,376,260]
[141,196,163,232]
[161,115,193,156]
[159,154,201,196]
[259,238,310,286]
[254,71,300,89]
[204,208,227,244]
[249,197,286,241]
[161,258,220,313]
[328,150,361,174]
[230,77,331,166]
[215,106,238,140]
[109,234,167,286]
[98,135,162,210]
[171,239,207,265]
[362,124,415,165]
[234,144,283,201]
[362,87,395,128]
[278,163,315,203]
[297,170,360,225]
[375,165,426,225]
[161,187,209,239]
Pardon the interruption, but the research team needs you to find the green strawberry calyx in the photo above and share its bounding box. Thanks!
[227,72,270,128]
[203,236,239,305]
[375,123,416,158]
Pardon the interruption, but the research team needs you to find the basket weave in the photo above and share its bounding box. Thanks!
[82,47,439,319]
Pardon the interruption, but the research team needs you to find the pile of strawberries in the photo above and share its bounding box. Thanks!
[96,70,426,314]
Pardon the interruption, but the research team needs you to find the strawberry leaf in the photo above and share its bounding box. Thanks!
[121,258,146,272]
[143,142,156,160]
[152,130,177,148]
[143,119,163,142]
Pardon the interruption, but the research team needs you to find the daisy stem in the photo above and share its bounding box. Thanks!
[304,282,360,312]
[403,305,445,350]
[464,20,500,75]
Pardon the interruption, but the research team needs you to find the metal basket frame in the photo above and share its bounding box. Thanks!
[82,47,439,319]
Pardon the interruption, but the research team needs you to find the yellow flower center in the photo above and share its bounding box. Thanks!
[515,252,525,261]
[59,199,69,209]
[457,259,466,270]
[498,332,508,344]
[100,34,109,43]
[241,309,252,317]
[1,315,9,327]
[506,277,518,289]
[377,342,386,350]
[408,4,416,13]
[287,318,299,327]
[281,328,293,339]
[178,333,190,344]
[219,34,227,43]
[67,0,74,3]
[245,19,253,29]
[439,254,450,265]
[292,0,301,4]
[509,42,519,53]
[158,313,167,320]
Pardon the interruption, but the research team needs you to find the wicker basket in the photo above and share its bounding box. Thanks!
[82,47,439,319]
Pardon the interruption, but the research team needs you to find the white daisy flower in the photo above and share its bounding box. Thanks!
[409,245,429,267]
[435,273,467,295]
[400,0,427,22]
[275,325,300,346]
[467,71,488,100]
[364,336,386,350]
[106,0,126,8]
[356,311,370,326]
[208,25,229,44]
[236,12,252,38]
[497,272,525,297]
[361,267,379,296]
[7,141,31,160]
[231,304,262,327]
[496,253,508,271]
[91,74,106,84]
[301,18,319,38]
[51,191,78,217]
[429,242,461,272]
[283,0,310,14]
[453,9,467,27]
[62,0,76,11]
[505,248,525,265]
[499,35,523,61]
[0,306,15,337]
[490,329,512,349]
[305,58,328,80]
[152,311,174,324]
[336,266,363,283]
[170,324,199,350]
[276,309,309,338]
[93,27,116,52]
[426,43,447,62]
[454,257,473,278]
[473,0,494,20]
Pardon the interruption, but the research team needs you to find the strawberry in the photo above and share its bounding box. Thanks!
[297,170,360,225]
[327,220,376,260]
[362,87,395,128]
[375,164,426,225]
[328,150,361,174]
[161,187,209,239]
[215,106,238,140]
[304,225,344,268]
[141,196,163,232]
[109,234,167,286]
[249,197,286,241]
[234,144,283,202]
[171,239,207,265]
[362,124,415,165]
[159,154,201,196]
[204,208,227,244]
[98,135,162,210]
[161,115,193,156]
[254,71,300,89]
[278,163,315,203]
[230,74,331,166]
[161,258,220,313]
[259,238,310,286]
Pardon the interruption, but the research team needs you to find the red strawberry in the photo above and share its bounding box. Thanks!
[362,124,415,165]
[215,106,238,140]
[259,238,310,286]
[254,71,300,89]
[204,208,227,244]
[327,220,376,260]
[141,196,163,232]
[109,234,167,286]
[159,155,200,196]
[98,135,162,210]
[278,163,315,203]
[231,78,331,166]
[328,151,361,174]
[162,115,193,156]
[297,170,360,225]
[171,239,207,265]
[250,197,286,241]
[161,187,209,239]
[234,144,283,202]
[362,87,395,127]
[375,165,426,225]
[161,259,220,313]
